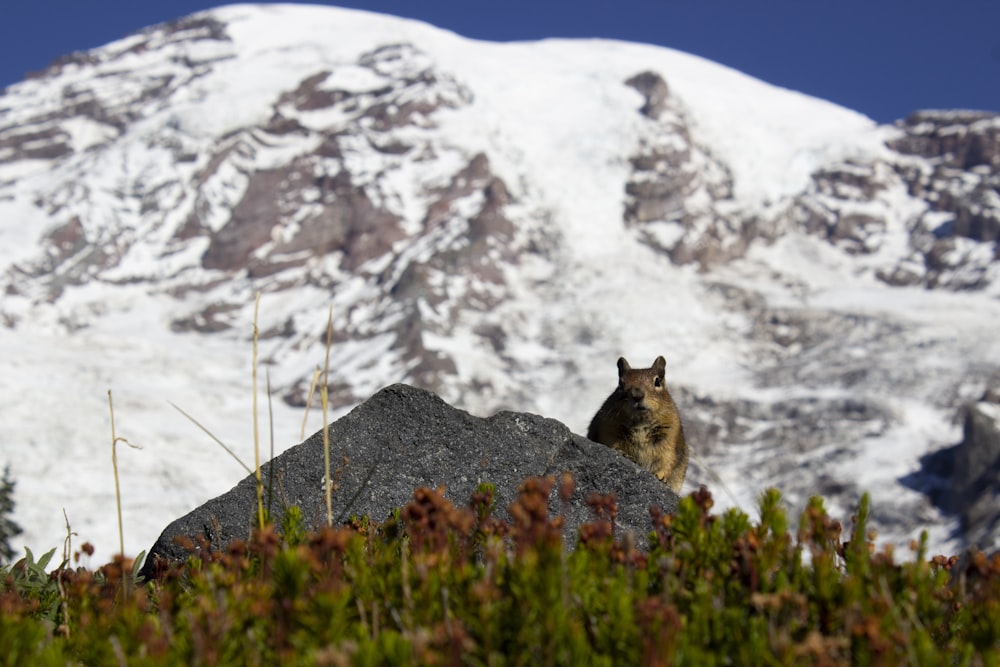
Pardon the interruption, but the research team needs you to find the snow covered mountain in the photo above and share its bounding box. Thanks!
[1,4,998,564]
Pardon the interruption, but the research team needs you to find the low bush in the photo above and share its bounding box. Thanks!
[1,478,998,665]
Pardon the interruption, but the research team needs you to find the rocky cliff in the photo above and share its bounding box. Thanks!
[912,384,1000,549]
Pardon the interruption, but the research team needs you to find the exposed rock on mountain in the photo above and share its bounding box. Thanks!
[884,111,1000,289]
[139,384,679,578]
[623,71,739,266]
[890,110,1000,171]
[912,386,1000,549]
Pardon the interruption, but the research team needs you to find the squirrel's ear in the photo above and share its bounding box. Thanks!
[653,356,666,375]
[617,357,630,375]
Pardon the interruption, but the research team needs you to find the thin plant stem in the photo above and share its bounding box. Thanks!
[267,368,275,516]
[323,305,333,527]
[301,367,321,441]
[108,390,140,596]
[109,389,124,557]
[58,509,74,637]
[168,402,252,475]
[252,292,264,531]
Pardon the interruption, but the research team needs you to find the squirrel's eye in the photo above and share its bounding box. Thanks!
[654,377,663,388]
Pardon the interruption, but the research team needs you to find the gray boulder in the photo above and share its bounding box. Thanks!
[950,398,1000,550]
[139,384,680,578]
[908,387,1000,551]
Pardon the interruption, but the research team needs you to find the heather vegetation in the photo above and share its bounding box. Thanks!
[2,476,999,665]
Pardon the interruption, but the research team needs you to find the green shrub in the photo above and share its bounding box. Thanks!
[1,478,998,665]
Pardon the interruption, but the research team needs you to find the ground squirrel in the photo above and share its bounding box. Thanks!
[587,356,689,494]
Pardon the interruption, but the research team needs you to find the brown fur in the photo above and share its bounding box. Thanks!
[587,356,689,493]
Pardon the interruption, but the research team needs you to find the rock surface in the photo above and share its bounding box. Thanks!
[908,387,1000,550]
[139,384,680,579]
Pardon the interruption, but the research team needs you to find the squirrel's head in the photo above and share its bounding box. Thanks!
[616,355,669,410]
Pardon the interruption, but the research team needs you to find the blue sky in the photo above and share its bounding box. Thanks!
[2,1,998,124]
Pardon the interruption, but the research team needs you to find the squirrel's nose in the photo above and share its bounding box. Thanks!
[628,387,645,401]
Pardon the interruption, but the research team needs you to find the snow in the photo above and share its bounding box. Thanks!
[0,196,54,269]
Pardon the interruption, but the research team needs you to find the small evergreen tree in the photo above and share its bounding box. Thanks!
[0,465,23,563]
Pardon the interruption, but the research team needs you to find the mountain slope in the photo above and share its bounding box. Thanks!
[1,4,998,562]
